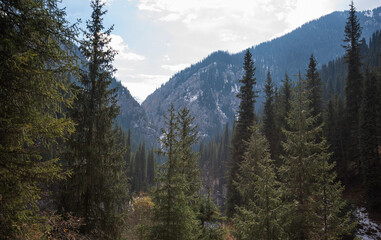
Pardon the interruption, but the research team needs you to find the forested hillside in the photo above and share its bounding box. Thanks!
[0,0,380,239]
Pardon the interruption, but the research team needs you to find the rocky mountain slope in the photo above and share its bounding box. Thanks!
[141,7,381,139]
[111,79,158,149]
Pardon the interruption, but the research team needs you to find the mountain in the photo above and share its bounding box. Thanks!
[142,7,381,139]
[111,79,158,149]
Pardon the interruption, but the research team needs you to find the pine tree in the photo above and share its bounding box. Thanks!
[60,0,128,238]
[263,71,277,160]
[306,54,323,125]
[0,0,77,238]
[227,49,257,218]
[280,74,350,239]
[151,104,200,240]
[343,0,363,181]
[233,124,284,240]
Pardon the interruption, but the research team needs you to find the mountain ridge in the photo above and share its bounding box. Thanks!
[139,6,381,139]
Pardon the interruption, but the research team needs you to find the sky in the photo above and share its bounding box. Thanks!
[60,0,380,103]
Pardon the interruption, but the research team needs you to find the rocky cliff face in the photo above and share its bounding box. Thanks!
[140,7,381,139]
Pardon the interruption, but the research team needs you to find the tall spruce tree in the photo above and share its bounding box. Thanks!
[151,104,200,240]
[306,54,323,126]
[273,73,292,163]
[233,124,284,240]
[0,0,77,238]
[263,71,278,160]
[343,1,363,181]
[61,0,128,238]
[227,49,257,218]
[177,107,201,210]
[280,74,350,239]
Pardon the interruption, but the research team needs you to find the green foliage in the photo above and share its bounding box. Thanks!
[199,123,230,201]
[60,0,128,238]
[130,142,156,193]
[359,69,381,212]
[177,107,201,208]
[227,49,258,218]
[343,1,363,182]
[151,104,201,240]
[272,73,292,164]
[306,54,323,126]
[233,124,284,240]
[263,71,279,161]
[199,190,226,240]
[324,94,347,181]
[0,0,78,238]
[280,74,351,239]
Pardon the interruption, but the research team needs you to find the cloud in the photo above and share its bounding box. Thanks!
[133,0,361,53]
[100,0,114,6]
[134,0,306,54]
[161,63,190,73]
[119,74,171,102]
[160,13,181,22]
[163,54,171,61]
[110,34,145,61]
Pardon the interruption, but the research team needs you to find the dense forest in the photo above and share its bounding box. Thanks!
[0,0,380,239]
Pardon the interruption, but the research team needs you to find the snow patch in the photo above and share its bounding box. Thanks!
[231,84,239,94]
[184,90,202,103]
[364,10,373,18]
[355,207,381,240]
[215,95,227,120]
[189,94,198,103]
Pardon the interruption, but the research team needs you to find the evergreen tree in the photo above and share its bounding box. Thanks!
[280,74,350,239]
[343,0,363,181]
[151,104,200,240]
[273,73,292,163]
[147,148,156,187]
[60,0,128,238]
[359,69,381,212]
[306,54,323,125]
[126,129,132,170]
[233,124,284,240]
[177,107,201,209]
[280,73,292,120]
[0,0,77,238]
[227,49,257,218]
[263,71,278,160]
[132,143,147,192]
[199,189,226,240]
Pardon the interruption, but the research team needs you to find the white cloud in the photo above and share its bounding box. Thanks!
[161,63,190,73]
[120,74,171,102]
[100,0,114,6]
[160,13,181,22]
[163,54,170,61]
[110,34,145,61]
